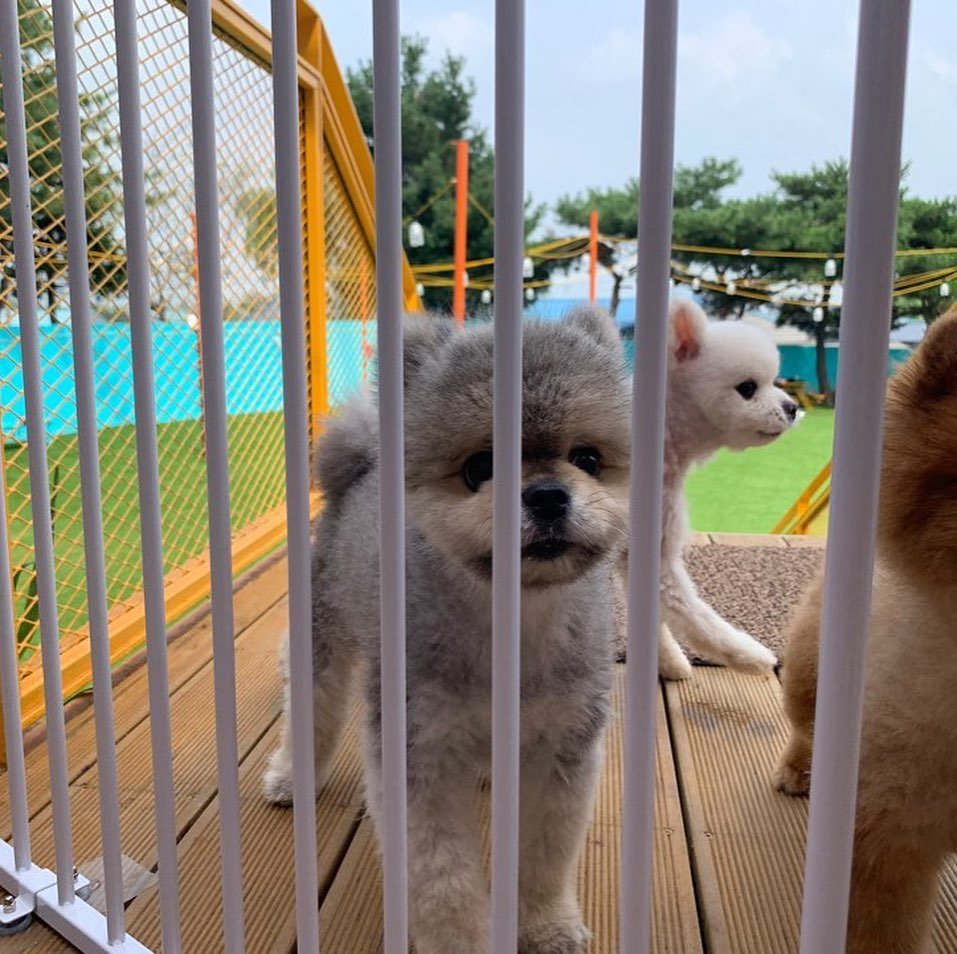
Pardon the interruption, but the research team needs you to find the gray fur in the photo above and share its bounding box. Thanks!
[313,396,378,503]
[265,307,631,954]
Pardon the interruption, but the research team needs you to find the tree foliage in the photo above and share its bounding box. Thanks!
[0,0,125,320]
[555,156,957,399]
[347,36,550,313]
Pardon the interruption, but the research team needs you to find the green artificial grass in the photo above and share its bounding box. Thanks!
[684,407,835,535]
[5,404,831,660]
[5,411,286,661]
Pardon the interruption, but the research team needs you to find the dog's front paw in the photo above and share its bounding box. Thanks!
[263,749,294,806]
[658,623,694,681]
[658,651,694,681]
[721,628,778,675]
[774,757,810,797]
[519,918,590,954]
[774,733,812,796]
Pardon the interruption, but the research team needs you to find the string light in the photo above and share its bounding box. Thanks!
[408,221,425,248]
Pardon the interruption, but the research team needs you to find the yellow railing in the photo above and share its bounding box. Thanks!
[0,0,420,756]
[772,460,832,536]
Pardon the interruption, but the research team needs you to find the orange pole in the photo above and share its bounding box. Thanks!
[453,139,469,324]
[589,210,598,304]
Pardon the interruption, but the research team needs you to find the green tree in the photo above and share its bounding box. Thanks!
[761,162,957,401]
[0,0,125,321]
[347,36,549,313]
[557,157,957,400]
[555,157,748,315]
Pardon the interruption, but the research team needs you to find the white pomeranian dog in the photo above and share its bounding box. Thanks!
[622,298,800,680]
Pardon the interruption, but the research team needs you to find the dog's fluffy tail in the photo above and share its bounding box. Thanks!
[314,394,378,504]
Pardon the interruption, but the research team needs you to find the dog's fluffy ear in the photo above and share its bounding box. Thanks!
[401,314,457,388]
[669,298,708,363]
[562,305,622,353]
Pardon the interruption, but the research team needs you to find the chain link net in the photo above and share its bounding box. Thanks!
[323,152,376,404]
[0,0,299,674]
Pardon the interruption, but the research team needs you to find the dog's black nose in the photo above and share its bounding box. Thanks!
[522,481,569,523]
[782,399,799,422]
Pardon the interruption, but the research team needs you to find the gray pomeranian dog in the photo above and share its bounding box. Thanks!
[263,307,631,954]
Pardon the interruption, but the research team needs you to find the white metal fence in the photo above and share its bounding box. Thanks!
[0,0,910,951]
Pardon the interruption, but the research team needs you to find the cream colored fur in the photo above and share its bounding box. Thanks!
[776,307,957,953]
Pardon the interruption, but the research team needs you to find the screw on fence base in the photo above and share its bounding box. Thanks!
[73,867,93,902]
[0,888,33,936]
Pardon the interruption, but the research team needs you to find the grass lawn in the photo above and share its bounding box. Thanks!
[685,407,834,534]
[4,403,830,661]
[5,411,286,662]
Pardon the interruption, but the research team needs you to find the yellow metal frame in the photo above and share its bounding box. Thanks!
[772,460,831,536]
[1,0,422,760]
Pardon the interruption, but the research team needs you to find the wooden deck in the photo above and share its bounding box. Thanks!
[4,535,957,953]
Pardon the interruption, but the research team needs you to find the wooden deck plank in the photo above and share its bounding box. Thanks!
[122,707,365,952]
[665,666,957,954]
[319,669,703,954]
[0,557,290,836]
[665,668,806,954]
[19,594,290,883]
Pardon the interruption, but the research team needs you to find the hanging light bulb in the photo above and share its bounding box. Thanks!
[691,276,701,292]
[726,280,737,296]
[813,306,825,324]
[523,256,534,278]
[824,257,838,278]
[941,282,951,298]
[740,248,751,257]
[415,282,424,298]
[480,289,492,305]
[525,287,536,302]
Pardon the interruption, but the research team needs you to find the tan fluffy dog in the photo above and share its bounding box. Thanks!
[775,306,957,954]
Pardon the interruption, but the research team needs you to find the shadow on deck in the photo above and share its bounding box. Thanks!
[4,534,957,953]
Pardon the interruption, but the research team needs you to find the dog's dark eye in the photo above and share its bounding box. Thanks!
[735,379,758,400]
[569,446,601,477]
[462,450,493,492]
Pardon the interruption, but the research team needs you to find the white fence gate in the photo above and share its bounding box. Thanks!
[0,0,912,950]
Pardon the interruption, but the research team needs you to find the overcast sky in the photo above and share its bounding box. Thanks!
[239,0,956,210]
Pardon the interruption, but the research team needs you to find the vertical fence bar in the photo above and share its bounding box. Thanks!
[50,0,126,936]
[371,1,409,951]
[620,0,679,950]
[489,1,524,951]
[0,0,75,905]
[113,0,182,946]
[0,472,30,873]
[0,3,29,863]
[186,2,246,951]
[270,1,320,949]
[799,3,912,952]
